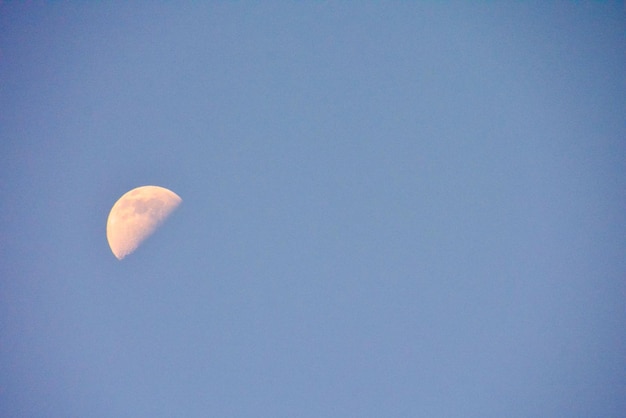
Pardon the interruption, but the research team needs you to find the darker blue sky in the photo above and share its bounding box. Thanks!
[1,2,625,417]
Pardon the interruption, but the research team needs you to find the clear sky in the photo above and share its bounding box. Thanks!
[1,2,624,417]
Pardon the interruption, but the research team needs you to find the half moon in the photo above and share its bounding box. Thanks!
[106,185,182,260]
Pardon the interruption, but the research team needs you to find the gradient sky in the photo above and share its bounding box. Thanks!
[1,2,625,417]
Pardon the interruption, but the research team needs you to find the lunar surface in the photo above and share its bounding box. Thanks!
[106,185,182,260]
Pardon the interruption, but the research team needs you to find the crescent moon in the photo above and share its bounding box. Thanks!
[106,185,182,260]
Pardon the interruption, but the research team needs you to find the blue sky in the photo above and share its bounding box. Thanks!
[1,2,624,417]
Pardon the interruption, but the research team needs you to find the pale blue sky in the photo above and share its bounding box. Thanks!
[1,2,625,417]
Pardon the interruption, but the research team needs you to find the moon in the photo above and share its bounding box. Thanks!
[106,185,182,260]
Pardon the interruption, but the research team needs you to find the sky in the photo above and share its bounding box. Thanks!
[0,2,625,417]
